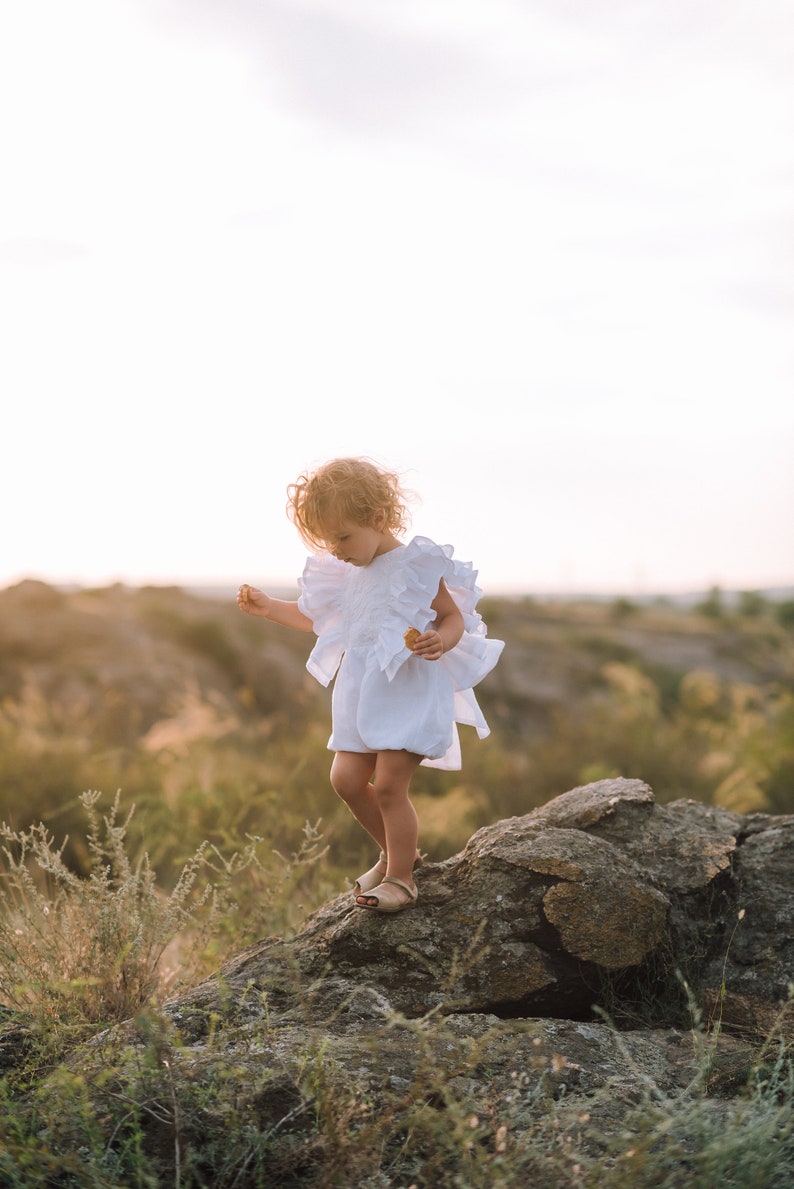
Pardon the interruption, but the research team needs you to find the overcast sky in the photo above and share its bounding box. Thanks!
[2,0,792,595]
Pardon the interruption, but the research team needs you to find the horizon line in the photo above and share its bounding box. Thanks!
[2,573,793,602]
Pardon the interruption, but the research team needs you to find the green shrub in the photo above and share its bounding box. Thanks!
[776,599,794,631]
[738,590,767,618]
[0,792,220,1035]
[696,586,726,619]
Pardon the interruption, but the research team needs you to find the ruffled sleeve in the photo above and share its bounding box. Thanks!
[297,554,348,687]
[375,536,504,694]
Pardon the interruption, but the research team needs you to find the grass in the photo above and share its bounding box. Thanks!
[585,1032,794,1189]
[0,792,331,1070]
[1,995,790,1187]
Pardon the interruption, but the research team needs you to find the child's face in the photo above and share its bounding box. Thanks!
[323,514,394,566]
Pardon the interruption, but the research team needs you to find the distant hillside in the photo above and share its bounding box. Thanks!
[0,579,325,740]
[1,579,792,868]
[2,578,792,748]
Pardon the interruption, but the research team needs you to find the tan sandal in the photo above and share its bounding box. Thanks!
[356,877,418,913]
[354,851,423,896]
[354,852,387,896]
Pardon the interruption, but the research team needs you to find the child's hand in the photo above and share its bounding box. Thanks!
[237,584,271,617]
[410,629,445,661]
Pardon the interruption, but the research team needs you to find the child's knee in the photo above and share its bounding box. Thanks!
[331,775,357,805]
[330,767,350,800]
[330,760,367,804]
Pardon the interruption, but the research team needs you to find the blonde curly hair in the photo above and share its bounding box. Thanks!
[286,457,412,552]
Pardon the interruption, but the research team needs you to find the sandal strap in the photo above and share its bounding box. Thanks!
[380,876,418,900]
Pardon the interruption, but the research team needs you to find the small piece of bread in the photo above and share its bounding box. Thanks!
[403,627,421,650]
[239,584,252,605]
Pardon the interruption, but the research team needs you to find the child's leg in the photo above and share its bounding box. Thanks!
[368,749,422,889]
[330,751,383,850]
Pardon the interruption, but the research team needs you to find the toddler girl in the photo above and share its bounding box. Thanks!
[237,457,503,914]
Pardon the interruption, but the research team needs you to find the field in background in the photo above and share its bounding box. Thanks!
[1,577,792,897]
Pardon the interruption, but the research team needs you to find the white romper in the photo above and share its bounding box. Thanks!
[297,536,504,770]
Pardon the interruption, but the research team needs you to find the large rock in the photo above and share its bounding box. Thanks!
[4,779,789,1183]
[133,777,789,1173]
[170,778,792,1036]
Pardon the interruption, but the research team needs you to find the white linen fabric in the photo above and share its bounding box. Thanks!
[297,536,504,770]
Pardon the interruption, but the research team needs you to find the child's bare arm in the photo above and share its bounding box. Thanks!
[408,580,464,660]
[237,584,314,631]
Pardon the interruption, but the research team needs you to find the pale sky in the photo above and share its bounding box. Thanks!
[2,0,792,596]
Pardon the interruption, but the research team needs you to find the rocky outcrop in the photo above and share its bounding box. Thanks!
[5,779,789,1183]
[170,778,792,1035]
[135,777,790,1171]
